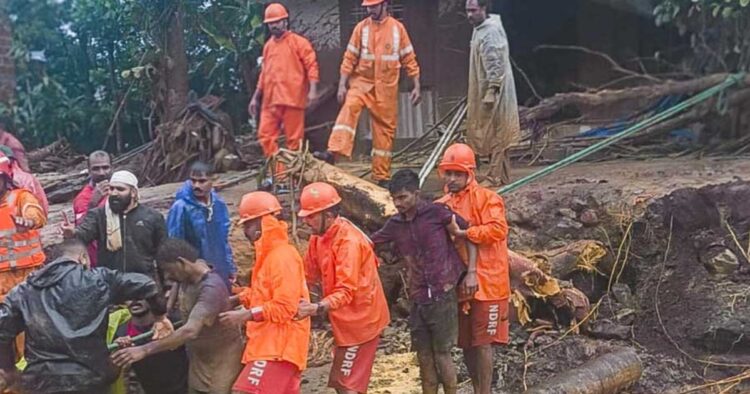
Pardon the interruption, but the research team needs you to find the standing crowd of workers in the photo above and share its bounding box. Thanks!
[0,0,518,393]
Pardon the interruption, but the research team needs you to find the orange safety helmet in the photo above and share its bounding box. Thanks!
[438,143,476,174]
[361,0,385,6]
[298,182,341,218]
[264,3,289,23]
[238,191,282,224]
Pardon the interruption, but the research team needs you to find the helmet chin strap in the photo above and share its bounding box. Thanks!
[318,213,330,236]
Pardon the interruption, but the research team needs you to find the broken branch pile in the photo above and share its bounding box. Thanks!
[28,138,85,174]
[512,73,750,164]
[139,95,242,186]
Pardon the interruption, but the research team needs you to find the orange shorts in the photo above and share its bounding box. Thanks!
[328,336,380,393]
[458,299,510,348]
[232,360,301,394]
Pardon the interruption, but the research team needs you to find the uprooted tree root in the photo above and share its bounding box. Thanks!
[140,95,241,185]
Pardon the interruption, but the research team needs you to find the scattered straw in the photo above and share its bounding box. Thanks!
[677,369,750,394]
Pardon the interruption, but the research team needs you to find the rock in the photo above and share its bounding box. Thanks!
[579,209,599,227]
[588,319,632,340]
[571,198,588,212]
[382,325,398,338]
[557,217,583,230]
[558,208,577,219]
[394,297,411,318]
[701,247,740,275]
[611,284,634,307]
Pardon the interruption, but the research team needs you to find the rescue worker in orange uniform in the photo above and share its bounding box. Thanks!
[218,191,310,394]
[295,182,390,394]
[436,143,510,394]
[0,155,46,302]
[320,0,421,187]
[249,3,320,190]
[0,153,46,374]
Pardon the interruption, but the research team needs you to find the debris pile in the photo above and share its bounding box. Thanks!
[139,95,242,185]
[511,73,750,164]
[27,138,85,174]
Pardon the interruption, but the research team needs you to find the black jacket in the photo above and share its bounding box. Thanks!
[76,204,167,275]
[0,258,161,393]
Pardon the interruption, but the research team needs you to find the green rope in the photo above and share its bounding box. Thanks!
[498,73,746,195]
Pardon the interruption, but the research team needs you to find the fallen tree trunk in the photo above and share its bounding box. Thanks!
[510,251,591,328]
[521,240,610,279]
[525,347,643,394]
[39,172,88,204]
[524,73,749,124]
[290,153,396,231]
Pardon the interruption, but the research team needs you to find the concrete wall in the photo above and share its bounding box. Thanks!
[0,5,14,105]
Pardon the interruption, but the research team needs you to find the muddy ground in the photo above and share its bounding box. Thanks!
[39,157,750,393]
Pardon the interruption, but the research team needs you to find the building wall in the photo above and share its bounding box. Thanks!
[285,0,341,86]
[0,5,15,105]
[436,0,472,113]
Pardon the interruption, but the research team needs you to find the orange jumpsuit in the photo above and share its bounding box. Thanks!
[257,31,319,162]
[329,16,420,181]
[304,217,390,346]
[236,215,310,371]
[436,178,510,302]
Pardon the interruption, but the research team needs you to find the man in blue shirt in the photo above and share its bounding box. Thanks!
[167,162,236,288]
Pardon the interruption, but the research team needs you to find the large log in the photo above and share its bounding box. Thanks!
[292,154,396,231]
[525,347,643,394]
[524,73,750,124]
[521,240,610,279]
[510,251,591,327]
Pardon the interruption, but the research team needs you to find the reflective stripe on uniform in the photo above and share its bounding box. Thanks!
[333,125,356,136]
[362,26,370,48]
[347,44,360,56]
[371,148,393,158]
[400,45,413,57]
[381,26,401,62]
[0,245,43,267]
[0,239,35,248]
[360,26,375,61]
[392,26,400,57]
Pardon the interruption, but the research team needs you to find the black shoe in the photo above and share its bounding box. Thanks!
[274,183,291,195]
[313,151,336,165]
[260,177,273,191]
[377,180,390,189]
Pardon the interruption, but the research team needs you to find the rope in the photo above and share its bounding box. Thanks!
[498,73,746,195]
[107,320,185,352]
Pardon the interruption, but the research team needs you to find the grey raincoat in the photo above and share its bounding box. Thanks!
[467,14,520,183]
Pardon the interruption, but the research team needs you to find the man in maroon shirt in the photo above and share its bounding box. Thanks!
[72,151,112,267]
[371,169,478,394]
